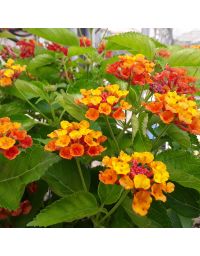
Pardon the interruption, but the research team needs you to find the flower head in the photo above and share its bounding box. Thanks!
[47,42,68,55]
[0,59,26,87]
[77,84,131,121]
[0,117,32,160]
[107,54,155,86]
[150,65,197,95]
[45,120,107,159]
[144,91,200,134]
[16,39,40,58]
[80,36,91,47]
[99,151,174,216]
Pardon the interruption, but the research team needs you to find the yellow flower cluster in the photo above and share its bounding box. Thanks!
[76,84,131,121]
[99,151,174,216]
[0,58,26,87]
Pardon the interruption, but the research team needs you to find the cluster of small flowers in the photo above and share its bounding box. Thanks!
[107,54,155,85]
[0,45,16,61]
[79,36,91,47]
[47,42,68,56]
[99,151,174,216]
[76,84,132,121]
[44,120,107,159]
[0,59,26,87]
[16,39,39,58]
[156,49,171,58]
[144,91,200,135]
[150,65,197,95]
[97,41,113,58]
[0,200,32,220]
[0,117,33,160]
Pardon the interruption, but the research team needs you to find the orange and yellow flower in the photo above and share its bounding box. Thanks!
[0,58,26,87]
[76,84,131,121]
[106,54,155,86]
[44,120,107,159]
[99,151,174,216]
[144,91,200,134]
[0,117,32,160]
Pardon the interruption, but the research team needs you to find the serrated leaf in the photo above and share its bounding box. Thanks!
[106,32,156,59]
[43,159,90,196]
[24,28,79,46]
[157,150,200,192]
[139,112,148,137]
[27,192,99,227]
[131,114,139,142]
[166,124,191,148]
[0,146,60,210]
[98,183,123,205]
[168,48,200,67]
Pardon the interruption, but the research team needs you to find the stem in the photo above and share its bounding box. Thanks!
[75,158,88,192]
[152,125,171,149]
[99,190,129,224]
[104,116,120,153]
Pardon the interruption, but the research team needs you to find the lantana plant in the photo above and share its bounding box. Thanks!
[0,28,199,228]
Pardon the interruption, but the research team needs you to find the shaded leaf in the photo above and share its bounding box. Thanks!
[98,183,123,205]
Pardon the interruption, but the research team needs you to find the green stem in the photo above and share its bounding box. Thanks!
[105,116,120,153]
[99,190,129,224]
[75,158,87,192]
[152,125,171,149]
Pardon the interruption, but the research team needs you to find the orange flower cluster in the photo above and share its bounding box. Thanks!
[0,117,33,160]
[107,54,155,85]
[144,91,200,135]
[157,49,171,58]
[0,58,26,87]
[76,84,131,121]
[44,120,107,159]
[99,151,174,216]
[0,200,32,220]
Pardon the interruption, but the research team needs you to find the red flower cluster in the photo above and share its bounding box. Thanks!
[27,182,38,193]
[0,117,33,160]
[0,200,32,220]
[44,120,107,159]
[97,41,113,58]
[0,45,16,61]
[16,39,37,58]
[157,49,171,58]
[79,36,91,47]
[107,54,155,85]
[47,42,68,56]
[150,65,197,95]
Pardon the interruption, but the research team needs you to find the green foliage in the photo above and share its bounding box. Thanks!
[98,183,123,205]
[27,192,99,227]
[0,146,60,210]
[24,28,79,46]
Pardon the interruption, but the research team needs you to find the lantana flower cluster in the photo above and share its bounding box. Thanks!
[16,39,39,58]
[97,41,113,58]
[79,36,91,47]
[144,91,200,135]
[99,151,174,216]
[44,120,107,159]
[47,42,68,56]
[0,117,33,160]
[156,49,171,58]
[76,84,131,121]
[107,54,155,85]
[0,200,32,220]
[0,58,26,87]
[0,45,16,61]
[150,65,197,95]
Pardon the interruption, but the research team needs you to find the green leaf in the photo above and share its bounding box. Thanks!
[27,192,99,227]
[43,159,90,196]
[24,28,79,46]
[106,32,156,59]
[167,209,183,228]
[98,183,123,205]
[168,48,200,67]
[0,101,26,116]
[131,114,139,142]
[166,124,191,148]
[28,54,55,72]
[56,93,86,121]
[139,112,148,137]
[68,46,96,57]
[133,132,152,151]
[157,150,200,192]
[0,146,60,210]
[0,31,16,39]
[167,183,200,218]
